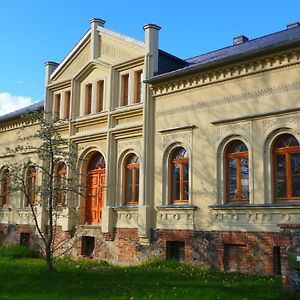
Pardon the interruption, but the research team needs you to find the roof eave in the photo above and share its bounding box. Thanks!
[145,39,300,85]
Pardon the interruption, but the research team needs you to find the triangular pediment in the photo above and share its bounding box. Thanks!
[50,26,146,83]
[51,32,91,82]
[74,61,110,82]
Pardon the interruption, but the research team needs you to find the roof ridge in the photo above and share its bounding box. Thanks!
[0,100,44,122]
[186,25,300,63]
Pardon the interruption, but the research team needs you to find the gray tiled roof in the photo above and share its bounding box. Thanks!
[147,24,300,82]
[0,100,44,122]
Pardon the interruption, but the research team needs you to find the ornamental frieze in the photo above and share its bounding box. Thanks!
[153,49,300,98]
[156,81,300,118]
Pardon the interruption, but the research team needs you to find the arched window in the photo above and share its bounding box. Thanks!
[273,133,300,201]
[225,140,249,203]
[26,166,36,206]
[1,169,9,207]
[55,162,66,204]
[169,147,189,204]
[124,154,140,205]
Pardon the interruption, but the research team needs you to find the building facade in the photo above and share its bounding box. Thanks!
[2,19,300,280]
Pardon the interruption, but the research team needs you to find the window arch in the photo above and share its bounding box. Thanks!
[225,140,249,203]
[55,162,67,204]
[87,152,106,171]
[272,133,300,201]
[1,169,9,207]
[169,147,189,204]
[26,166,36,206]
[124,154,140,205]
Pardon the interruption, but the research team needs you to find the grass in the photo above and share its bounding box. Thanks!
[0,246,298,300]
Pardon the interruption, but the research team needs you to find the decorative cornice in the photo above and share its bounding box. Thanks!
[0,117,39,132]
[158,125,196,133]
[152,48,300,97]
[156,80,300,118]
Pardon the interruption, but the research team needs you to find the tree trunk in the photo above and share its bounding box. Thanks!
[45,242,54,271]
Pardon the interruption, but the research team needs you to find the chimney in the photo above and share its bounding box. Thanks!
[287,22,300,29]
[90,18,106,59]
[143,24,161,77]
[44,61,59,85]
[233,35,249,45]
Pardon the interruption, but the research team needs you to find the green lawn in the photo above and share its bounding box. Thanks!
[0,247,298,300]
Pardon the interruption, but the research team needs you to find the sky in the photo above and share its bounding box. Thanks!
[0,0,300,115]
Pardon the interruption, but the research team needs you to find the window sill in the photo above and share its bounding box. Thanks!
[210,202,300,209]
[76,111,108,122]
[113,205,138,211]
[156,204,197,210]
[17,207,31,211]
[0,207,11,211]
[114,102,143,113]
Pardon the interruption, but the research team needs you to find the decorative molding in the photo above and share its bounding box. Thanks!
[114,208,138,229]
[212,207,300,229]
[262,116,298,134]
[162,130,192,152]
[153,49,300,98]
[216,122,251,140]
[0,118,39,133]
[76,121,107,133]
[115,114,142,126]
[156,81,300,118]
[156,207,195,230]
[118,138,142,154]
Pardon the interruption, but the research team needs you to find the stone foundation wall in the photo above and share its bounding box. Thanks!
[0,224,36,246]
[0,223,293,281]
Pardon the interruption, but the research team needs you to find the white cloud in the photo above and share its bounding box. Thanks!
[0,92,40,116]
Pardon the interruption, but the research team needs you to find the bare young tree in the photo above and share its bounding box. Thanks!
[5,111,82,271]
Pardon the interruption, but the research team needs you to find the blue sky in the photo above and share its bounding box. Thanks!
[0,0,299,114]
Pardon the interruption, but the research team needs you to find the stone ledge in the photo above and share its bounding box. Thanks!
[156,205,196,230]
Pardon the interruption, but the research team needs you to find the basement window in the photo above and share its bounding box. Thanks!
[273,246,281,275]
[81,236,95,257]
[0,231,4,246]
[166,241,185,262]
[20,232,30,247]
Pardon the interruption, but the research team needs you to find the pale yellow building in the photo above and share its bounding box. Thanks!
[1,19,300,280]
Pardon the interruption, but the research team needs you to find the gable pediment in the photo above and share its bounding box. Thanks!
[50,26,145,83]
[51,37,91,82]
[99,30,145,64]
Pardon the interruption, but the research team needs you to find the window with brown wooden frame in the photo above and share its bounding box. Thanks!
[96,80,104,112]
[1,169,9,207]
[64,91,71,119]
[85,83,92,115]
[169,147,189,204]
[134,70,143,103]
[55,162,67,205]
[120,74,129,106]
[26,166,36,206]
[273,133,300,201]
[54,94,61,120]
[225,140,249,203]
[124,154,140,205]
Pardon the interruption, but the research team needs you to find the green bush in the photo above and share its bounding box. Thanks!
[0,245,38,259]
